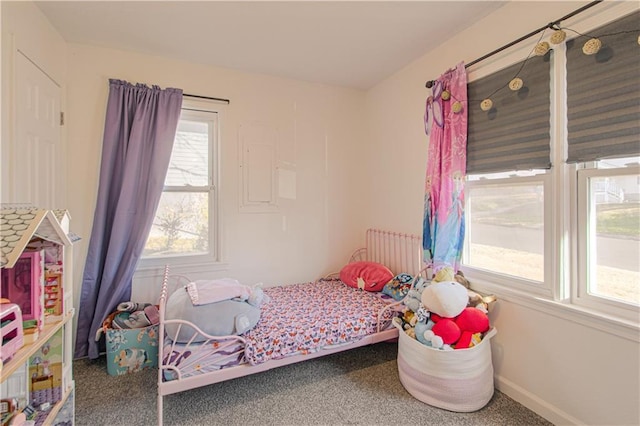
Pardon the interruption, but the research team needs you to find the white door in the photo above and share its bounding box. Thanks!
[9,51,62,208]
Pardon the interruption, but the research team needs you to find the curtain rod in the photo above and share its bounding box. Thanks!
[183,93,230,104]
[424,0,603,88]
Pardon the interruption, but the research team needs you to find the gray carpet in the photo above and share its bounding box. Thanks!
[74,342,552,426]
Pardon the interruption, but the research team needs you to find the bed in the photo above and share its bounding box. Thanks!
[156,229,424,425]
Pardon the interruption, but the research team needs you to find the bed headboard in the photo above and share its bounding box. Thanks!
[359,228,424,276]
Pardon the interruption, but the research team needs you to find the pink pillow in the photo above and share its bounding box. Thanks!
[339,261,394,292]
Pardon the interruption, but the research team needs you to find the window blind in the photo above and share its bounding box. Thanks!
[566,11,640,163]
[467,54,552,174]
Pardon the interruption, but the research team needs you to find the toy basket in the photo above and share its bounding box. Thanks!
[394,320,497,412]
[100,311,159,376]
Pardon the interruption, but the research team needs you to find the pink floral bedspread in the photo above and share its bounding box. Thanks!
[243,278,395,365]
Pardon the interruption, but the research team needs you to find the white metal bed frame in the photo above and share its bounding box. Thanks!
[156,228,423,425]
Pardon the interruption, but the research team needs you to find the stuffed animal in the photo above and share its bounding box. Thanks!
[415,280,489,350]
[433,266,456,283]
[403,277,430,313]
[399,309,416,330]
[467,289,497,313]
[421,329,453,350]
[424,307,490,350]
[413,306,435,346]
[453,270,497,312]
[421,280,468,318]
[404,327,416,339]
[454,270,471,289]
[454,307,490,348]
[245,284,269,307]
[430,314,461,345]
[165,284,262,343]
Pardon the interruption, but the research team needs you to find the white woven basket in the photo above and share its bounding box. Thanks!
[394,321,497,412]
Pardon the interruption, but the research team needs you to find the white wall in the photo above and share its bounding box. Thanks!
[64,44,368,306]
[365,1,640,425]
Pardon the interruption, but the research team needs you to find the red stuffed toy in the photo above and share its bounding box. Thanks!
[454,307,490,349]
[430,314,460,345]
[430,307,490,349]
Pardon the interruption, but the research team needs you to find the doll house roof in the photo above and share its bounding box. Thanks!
[0,206,73,269]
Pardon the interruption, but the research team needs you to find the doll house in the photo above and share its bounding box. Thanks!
[0,206,77,425]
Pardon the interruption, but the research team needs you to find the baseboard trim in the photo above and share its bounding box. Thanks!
[495,375,583,425]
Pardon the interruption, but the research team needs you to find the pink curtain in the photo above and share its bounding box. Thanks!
[422,62,468,272]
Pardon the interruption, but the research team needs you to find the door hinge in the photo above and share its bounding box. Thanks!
[60,112,65,126]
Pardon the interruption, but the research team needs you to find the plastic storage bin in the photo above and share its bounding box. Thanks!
[394,321,497,412]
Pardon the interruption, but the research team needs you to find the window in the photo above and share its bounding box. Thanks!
[462,8,639,324]
[141,100,220,267]
[576,159,640,319]
[463,48,553,296]
[465,171,547,285]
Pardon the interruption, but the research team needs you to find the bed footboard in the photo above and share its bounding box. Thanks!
[158,266,251,425]
[159,267,249,378]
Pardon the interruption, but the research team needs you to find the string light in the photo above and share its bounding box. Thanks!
[509,78,524,91]
[472,25,638,113]
[425,16,639,115]
[534,41,551,56]
[470,28,548,113]
[480,99,493,111]
[550,29,567,44]
[560,26,639,57]
[582,38,602,55]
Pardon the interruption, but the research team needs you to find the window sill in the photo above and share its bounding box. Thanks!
[135,261,229,279]
[470,278,639,343]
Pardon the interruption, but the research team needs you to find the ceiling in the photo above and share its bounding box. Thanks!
[35,1,507,90]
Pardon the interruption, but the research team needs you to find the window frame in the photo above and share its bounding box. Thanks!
[138,98,223,271]
[574,163,640,322]
[463,172,554,298]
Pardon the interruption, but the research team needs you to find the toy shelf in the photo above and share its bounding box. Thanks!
[38,385,74,426]
[0,312,73,381]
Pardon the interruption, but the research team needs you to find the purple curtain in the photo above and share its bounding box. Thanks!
[422,62,468,272]
[75,79,182,359]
